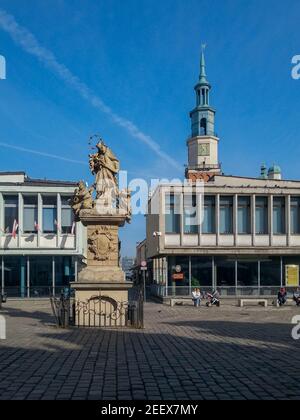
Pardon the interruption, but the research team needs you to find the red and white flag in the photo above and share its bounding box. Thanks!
[12,220,19,239]
[54,220,61,232]
[71,221,76,235]
[34,221,39,232]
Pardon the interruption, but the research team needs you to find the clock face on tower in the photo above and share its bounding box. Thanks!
[198,143,210,157]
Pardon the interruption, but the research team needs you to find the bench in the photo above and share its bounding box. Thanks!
[273,298,294,307]
[170,298,192,307]
[239,299,268,308]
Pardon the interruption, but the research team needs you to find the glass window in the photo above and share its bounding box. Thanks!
[215,258,235,287]
[191,257,213,288]
[184,194,198,234]
[23,196,38,233]
[167,256,189,295]
[273,197,285,234]
[165,193,180,234]
[42,196,57,234]
[4,195,18,234]
[260,257,281,286]
[255,196,268,234]
[203,196,215,234]
[55,256,75,289]
[291,197,300,234]
[238,196,251,234]
[220,196,233,234]
[4,256,27,298]
[29,256,53,297]
[154,258,163,284]
[61,196,74,234]
[237,260,258,286]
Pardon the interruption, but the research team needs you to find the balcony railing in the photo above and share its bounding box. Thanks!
[185,163,222,171]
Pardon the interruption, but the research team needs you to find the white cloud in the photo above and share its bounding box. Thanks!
[0,8,182,172]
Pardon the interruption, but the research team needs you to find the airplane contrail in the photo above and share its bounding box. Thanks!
[0,141,162,179]
[0,8,182,172]
[0,141,86,165]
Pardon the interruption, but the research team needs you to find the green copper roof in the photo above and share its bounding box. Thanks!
[268,164,281,174]
[260,163,268,179]
[198,48,211,86]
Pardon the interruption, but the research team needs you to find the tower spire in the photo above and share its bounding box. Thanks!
[199,44,209,85]
[186,46,221,179]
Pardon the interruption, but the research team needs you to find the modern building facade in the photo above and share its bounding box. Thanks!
[141,51,300,298]
[121,256,135,279]
[0,172,86,298]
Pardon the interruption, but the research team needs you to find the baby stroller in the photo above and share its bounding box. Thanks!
[206,290,220,307]
[293,290,300,306]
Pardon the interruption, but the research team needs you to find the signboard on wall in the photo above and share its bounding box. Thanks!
[285,265,299,287]
[172,273,184,281]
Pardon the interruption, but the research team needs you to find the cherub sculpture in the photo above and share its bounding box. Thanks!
[70,181,94,218]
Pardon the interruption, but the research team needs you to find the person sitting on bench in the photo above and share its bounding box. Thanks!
[293,288,300,306]
[277,287,287,306]
[192,288,201,307]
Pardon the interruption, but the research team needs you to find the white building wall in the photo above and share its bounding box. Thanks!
[146,177,300,258]
[0,182,86,256]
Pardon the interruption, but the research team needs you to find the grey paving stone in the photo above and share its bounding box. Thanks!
[1,300,300,400]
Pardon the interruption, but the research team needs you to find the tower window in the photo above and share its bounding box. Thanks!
[200,118,207,135]
[201,89,205,105]
[197,90,201,106]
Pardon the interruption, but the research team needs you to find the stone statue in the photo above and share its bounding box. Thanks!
[70,136,134,327]
[70,181,94,218]
[118,189,132,223]
[89,140,119,200]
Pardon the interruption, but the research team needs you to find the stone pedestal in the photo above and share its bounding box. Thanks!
[70,210,133,327]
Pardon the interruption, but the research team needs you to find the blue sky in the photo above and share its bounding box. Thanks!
[0,0,300,255]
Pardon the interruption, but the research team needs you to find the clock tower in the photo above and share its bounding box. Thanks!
[186,47,221,181]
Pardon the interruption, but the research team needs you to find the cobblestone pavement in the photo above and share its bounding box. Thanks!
[0,300,300,400]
